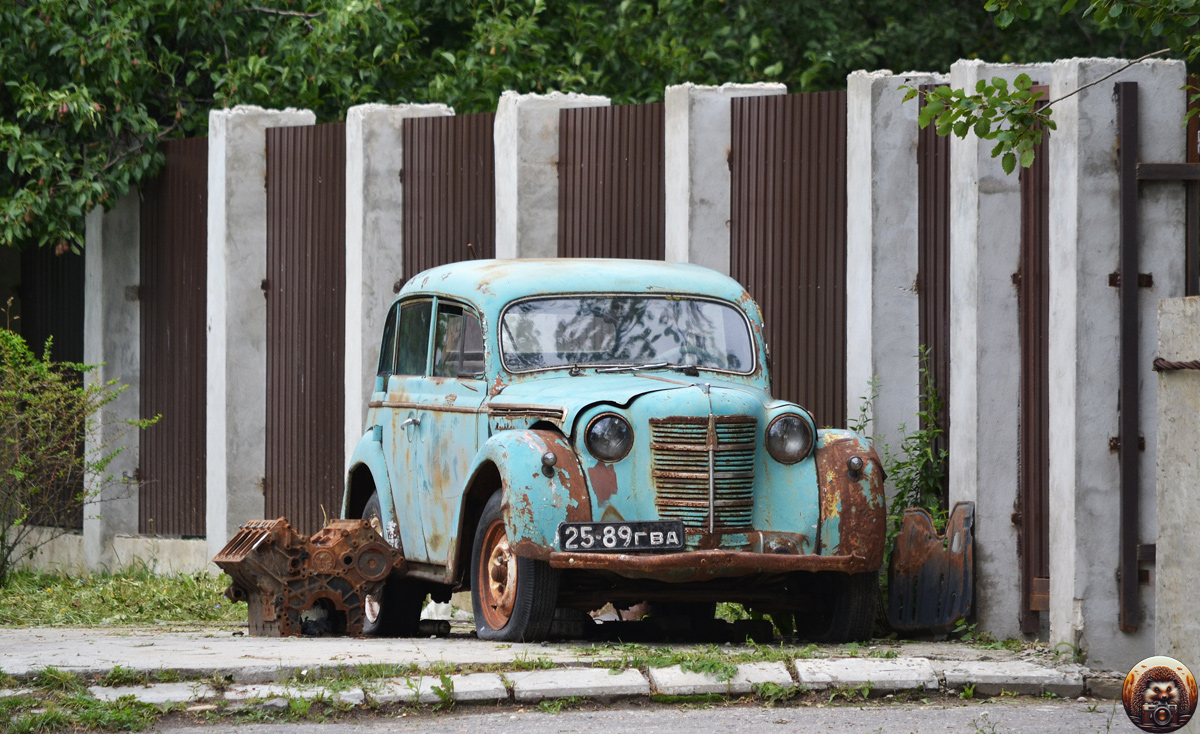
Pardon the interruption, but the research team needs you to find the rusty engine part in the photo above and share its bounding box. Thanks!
[214,518,405,637]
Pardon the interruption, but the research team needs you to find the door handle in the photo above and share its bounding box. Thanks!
[399,416,421,429]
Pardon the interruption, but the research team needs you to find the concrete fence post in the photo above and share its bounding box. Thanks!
[948,60,1053,641]
[343,102,453,475]
[82,191,141,571]
[663,82,785,275]
[1155,296,1200,666]
[494,91,609,260]
[206,105,315,564]
[1047,58,1185,672]
[844,69,944,483]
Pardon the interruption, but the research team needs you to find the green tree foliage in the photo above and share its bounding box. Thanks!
[911,0,1190,172]
[0,0,1154,252]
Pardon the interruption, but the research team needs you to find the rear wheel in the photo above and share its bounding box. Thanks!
[361,492,423,636]
[471,490,559,641]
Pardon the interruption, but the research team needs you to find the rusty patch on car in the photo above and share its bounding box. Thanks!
[548,549,871,582]
[587,462,619,505]
[530,430,592,522]
[816,436,885,569]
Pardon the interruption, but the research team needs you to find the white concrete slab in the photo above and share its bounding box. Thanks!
[88,682,215,704]
[510,668,649,702]
[224,683,331,701]
[648,661,793,696]
[795,657,938,693]
[943,661,1085,697]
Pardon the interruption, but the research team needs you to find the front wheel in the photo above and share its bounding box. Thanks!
[361,492,423,636]
[471,490,559,641]
[813,571,878,643]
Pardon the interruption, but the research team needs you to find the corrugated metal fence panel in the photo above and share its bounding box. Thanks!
[18,246,85,529]
[730,91,847,428]
[1018,89,1051,633]
[138,137,208,536]
[917,86,951,509]
[402,113,495,277]
[559,103,665,259]
[265,123,347,535]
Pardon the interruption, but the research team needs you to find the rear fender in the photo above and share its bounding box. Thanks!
[342,432,404,552]
[462,429,593,561]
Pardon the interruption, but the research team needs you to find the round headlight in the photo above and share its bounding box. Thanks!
[586,413,633,463]
[766,413,813,464]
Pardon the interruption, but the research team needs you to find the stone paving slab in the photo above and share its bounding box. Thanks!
[648,662,793,696]
[795,658,939,693]
[942,661,1085,697]
[224,683,332,701]
[509,668,649,702]
[370,674,507,704]
[0,688,32,699]
[87,682,216,704]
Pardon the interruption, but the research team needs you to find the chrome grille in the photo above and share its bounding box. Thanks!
[650,416,757,530]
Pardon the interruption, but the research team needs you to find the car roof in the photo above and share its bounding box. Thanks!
[398,259,753,311]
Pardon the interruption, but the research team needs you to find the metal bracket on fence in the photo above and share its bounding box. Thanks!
[1154,357,1200,372]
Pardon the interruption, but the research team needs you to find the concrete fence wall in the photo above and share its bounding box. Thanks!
[44,64,1196,677]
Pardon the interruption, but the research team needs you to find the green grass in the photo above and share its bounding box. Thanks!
[1,687,162,733]
[0,569,247,627]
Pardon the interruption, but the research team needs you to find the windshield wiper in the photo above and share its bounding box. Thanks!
[596,362,700,376]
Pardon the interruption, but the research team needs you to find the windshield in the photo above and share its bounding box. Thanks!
[500,295,755,373]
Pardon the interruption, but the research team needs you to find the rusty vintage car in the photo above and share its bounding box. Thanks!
[341,259,884,642]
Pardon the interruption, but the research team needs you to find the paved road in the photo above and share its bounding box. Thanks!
[156,699,1126,734]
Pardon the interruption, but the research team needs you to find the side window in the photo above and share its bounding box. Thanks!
[396,300,433,376]
[433,303,485,378]
[376,303,399,376]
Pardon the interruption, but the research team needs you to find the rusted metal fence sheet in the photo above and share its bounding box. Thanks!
[265,124,347,535]
[138,137,208,536]
[730,91,847,427]
[888,502,974,633]
[17,246,85,529]
[402,113,495,277]
[559,103,665,259]
[917,85,951,510]
[1018,87,1051,633]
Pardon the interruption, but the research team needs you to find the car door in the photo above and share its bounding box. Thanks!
[381,297,434,563]
[410,300,488,569]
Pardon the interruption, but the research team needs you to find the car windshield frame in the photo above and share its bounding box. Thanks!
[497,292,758,376]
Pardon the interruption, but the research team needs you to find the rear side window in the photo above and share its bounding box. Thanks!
[433,303,485,378]
[396,300,433,376]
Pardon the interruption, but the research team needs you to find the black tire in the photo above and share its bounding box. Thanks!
[471,490,559,642]
[361,492,423,637]
[813,571,878,643]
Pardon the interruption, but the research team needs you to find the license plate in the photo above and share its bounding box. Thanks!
[557,521,685,552]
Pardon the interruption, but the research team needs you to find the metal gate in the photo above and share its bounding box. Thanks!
[559,103,665,259]
[138,137,208,536]
[17,246,85,529]
[917,86,952,510]
[1017,87,1052,633]
[264,124,347,535]
[730,91,847,427]
[402,113,495,277]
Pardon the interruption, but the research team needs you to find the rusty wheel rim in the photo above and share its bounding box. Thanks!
[478,518,517,630]
[364,513,385,625]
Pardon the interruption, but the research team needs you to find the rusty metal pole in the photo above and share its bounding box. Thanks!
[1116,81,1141,632]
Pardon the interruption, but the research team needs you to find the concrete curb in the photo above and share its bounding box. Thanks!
[4,657,1111,709]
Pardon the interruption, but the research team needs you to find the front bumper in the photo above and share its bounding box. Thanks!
[547,549,873,582]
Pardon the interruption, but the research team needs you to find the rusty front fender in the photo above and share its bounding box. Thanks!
[460,429,593,562]
[815,430,886,570]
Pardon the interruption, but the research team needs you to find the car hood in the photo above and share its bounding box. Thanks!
[489,373,773,432]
